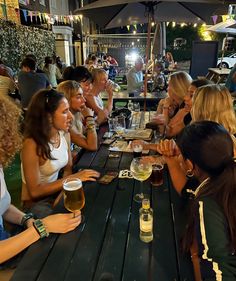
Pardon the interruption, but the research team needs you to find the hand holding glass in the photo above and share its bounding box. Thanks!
[63,178,85,218]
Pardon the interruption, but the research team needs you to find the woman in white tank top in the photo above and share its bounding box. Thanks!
[21,89,100,217]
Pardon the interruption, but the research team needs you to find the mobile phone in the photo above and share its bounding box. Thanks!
[98,171,118,184]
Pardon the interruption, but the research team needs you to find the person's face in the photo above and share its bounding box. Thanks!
[52,97,73,132]
[97,73,108,90]
[167,81,179,105]
[80,80,92,94]
[135,62,143,72]
[184,85,197,111]
[70,88,86,112]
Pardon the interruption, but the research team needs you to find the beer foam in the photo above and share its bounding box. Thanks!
[63,180,82,191]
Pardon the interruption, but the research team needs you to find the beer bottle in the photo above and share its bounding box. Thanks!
[139,198,153,243]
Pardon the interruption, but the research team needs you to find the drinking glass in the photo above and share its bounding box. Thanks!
[63,178,85,218]
[133,102,140,112]
[130,157,152,203]
[115,115,126,139]
[108,117,117,133]
[133,143,143,158]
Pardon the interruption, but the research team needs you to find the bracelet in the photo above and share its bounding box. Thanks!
[85,115,94,119]
[33,219,49,239]
[21,213,34,228]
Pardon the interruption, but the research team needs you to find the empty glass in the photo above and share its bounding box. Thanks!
[133,102,140,112]
[115,115,126,138]
[108,117,117,132]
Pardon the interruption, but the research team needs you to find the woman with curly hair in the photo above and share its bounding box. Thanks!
[0,95,81,265]
[21,89,99,218]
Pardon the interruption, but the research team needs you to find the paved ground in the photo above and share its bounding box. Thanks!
[177,60,190,73]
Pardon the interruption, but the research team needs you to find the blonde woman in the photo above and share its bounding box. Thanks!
[85,69,113,125]
[192,84,236,151]
[57,80,97,151]
[0,95,81,265]
[153,71,192,129]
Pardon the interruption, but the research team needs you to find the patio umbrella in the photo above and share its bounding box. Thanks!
[76,0,231,29]
[207,18,236,68]
[75,0,231,108]
[207,18,236,34]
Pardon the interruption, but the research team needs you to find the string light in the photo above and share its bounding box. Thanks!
[151,22,155,27]
[193,23,197,28]
[133,30,136,35]
[172,22,176,27]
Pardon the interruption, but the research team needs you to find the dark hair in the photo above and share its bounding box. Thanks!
[63,66,92,83]
[20,57,36,71]
[44,56,53,68]
[191,78,213,88]
[177,121,236,250]
[24,89,65,160]
[25,54,37,63]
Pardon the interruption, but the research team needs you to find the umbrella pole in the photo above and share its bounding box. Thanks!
[144,13,152,112]
[219,33,228,69]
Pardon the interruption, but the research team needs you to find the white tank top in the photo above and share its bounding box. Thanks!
[21,132,69,199]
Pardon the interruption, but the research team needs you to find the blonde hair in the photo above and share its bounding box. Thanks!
[57,80,81,102]
[0,95,22,167]
[166,52,174,62]
[169,71,192,100]
[92,68,108,84]
[191,84,236,134]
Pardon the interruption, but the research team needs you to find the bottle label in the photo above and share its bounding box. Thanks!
[140,216,153,232]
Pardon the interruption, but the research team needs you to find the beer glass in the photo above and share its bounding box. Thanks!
[130,157,152,203]
[63,178,85,218]
[150,163,164,186]
[133,143,143,158]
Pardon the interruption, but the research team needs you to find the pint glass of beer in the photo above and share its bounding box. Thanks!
[133,143,143,158]
[150,164,164,186]
[63,178,85,215]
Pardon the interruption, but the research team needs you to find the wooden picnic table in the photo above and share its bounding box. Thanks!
[206,67,230,84]
[10,115,194,281]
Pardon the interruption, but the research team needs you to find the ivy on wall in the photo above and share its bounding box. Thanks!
[0,19,55,73]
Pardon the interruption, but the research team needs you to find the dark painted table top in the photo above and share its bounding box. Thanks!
[11,123,194,281]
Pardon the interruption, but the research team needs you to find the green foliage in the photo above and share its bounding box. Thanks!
[0,19,55,73]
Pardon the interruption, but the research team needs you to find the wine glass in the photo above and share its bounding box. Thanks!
[130,157,152,203]
[63,178,85,219]
[115,115,126,139]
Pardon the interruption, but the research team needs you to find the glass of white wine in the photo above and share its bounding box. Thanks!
[130,157,152,203]
[63,178,85,219]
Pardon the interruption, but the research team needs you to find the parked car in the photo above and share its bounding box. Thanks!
[217,53,236,68]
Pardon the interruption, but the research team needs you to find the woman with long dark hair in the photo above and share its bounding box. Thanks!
[165,121,236,280]
[21,89,99,217]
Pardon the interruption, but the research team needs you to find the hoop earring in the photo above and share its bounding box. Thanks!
[186,169,194,178]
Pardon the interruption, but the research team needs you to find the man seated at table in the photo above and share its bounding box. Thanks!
[225,63,236,97]
[127,57,144,93]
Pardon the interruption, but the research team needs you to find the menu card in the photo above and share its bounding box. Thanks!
[122,129,153,140]
[109,140,149,154]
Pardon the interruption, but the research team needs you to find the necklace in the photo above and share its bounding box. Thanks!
[50,132,60,146]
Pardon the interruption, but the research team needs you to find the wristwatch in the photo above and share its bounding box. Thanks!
[33,219,49,239]
[21,213,34,228]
